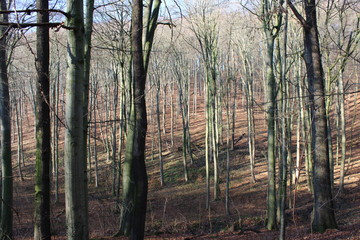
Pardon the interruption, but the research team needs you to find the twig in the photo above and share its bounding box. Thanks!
[234,133,246,145]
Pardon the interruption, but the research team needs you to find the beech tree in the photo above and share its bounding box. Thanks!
[187,1,221,206]
[34,0,51,239]
[171,48,192,183]
[64,0,88,238]
[117,0,161,238]
[288,0,338,232]
[0,0,12,238]
[261,0,284,230]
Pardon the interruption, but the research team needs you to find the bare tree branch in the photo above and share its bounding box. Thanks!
[0,9,69,18]
[0,21,72,30]
[287,0,306,27]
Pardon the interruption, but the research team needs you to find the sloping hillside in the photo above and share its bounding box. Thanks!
[10,91,360,239]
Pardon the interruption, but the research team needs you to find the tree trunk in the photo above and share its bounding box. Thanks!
[205,85,210,209]
[112,71,119,195]
[0,0,12,238]
[14,102,24,181]
[64,0,89,238]
[264,24,277,232]
[242,53,256,183]
[338,71,346,191]
[162,84,167,135]
[261,0,283,230]
[301,0,338,232]
[116,63,127,197]
[83,0,95,175]
[279,5,288,238]
[156,82,164,186]
[225,75,231,216]
[170,82,175,147]
[34,0,51,238]
[176,70,189,182]
[231,74,237,150]
[53,60,60,202]
[117,0,160,237]
[92,82,99,187]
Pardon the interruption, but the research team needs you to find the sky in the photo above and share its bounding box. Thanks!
[9,0,244,26]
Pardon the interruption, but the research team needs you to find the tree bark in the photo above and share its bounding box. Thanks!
[279,3,288,238]
[83,0,94,164]
[14,102,24,181]
[34,0,51,238]
[64,0,89,238]
[302,0,338,232]
[156,81,164,186]
[117,0,159,237]
[0,0,12,238]
[264,34,277,230]
[338,71,346,191]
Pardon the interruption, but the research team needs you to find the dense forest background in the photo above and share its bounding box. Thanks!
[0,0,359,239]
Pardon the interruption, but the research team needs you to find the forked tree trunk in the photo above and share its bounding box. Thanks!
[261,0,284,230]
[117,0,160,237]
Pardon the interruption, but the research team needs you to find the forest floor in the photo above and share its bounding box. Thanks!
[11,93,360,240]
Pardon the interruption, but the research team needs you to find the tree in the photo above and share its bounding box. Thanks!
[261,0,283,230]
[320,1,360,191]
[288,0,338,233]
[64,0,88,238]
[117,0,161,238]
[0,0,12,238]
[237,33,257,183]
[279,2,289,238]
[83,0,95,191]
[33,0,51,238]
[171,48,192,183]
[188,1,221,204]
